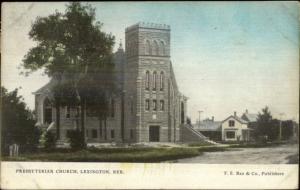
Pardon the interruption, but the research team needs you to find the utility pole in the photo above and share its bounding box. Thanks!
[279,113,284,141]
[198,110,203,126]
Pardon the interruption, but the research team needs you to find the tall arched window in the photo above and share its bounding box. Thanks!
[153,41,159,55]
[145,40,151,55]
[159,41,165,55]
[160,71,164,91]
[43,98,52,124]
[153,71,157,91]
[145,71,150,90]
[181,102,185,124]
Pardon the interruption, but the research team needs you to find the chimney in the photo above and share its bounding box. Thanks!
[246,109,248,114]
[212,116,214,122]
[234,111,237,117]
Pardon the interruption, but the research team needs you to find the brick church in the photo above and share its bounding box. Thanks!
[34,22,189,143]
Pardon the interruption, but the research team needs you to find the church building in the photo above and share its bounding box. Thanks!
[34,22,189,143]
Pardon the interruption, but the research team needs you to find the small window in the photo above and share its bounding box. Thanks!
[229,120,235,127]
[153,100,157,111]
[145,99,150,111]
[130,129,134,139]
[111,130,115,139]
[160,100,164,111]
[92,129,98,139]
[226,131,235,139]
[66,106,70,118]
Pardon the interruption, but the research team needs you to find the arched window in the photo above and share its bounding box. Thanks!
[145,99,150,111]
[43,98,52,124]
[153,41,159,55]
[145,71,150,90]
[145,40,151,55]
[160,100,164,111]
[159,41,165,55]
[160,71,164,91]
[153,71,157,91]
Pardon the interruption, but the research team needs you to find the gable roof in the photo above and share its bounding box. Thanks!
[222,115,248,124]
[195,121,222,131]
[33,78,57,95]
[242,113,258,122]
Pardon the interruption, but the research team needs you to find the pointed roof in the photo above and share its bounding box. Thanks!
[33,78,57,95]
[222,115,248,124]
[242,113,258,122]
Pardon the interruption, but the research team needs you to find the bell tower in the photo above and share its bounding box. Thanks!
[124,22,174,142]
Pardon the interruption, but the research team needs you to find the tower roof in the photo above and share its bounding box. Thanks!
[126,22,170,32]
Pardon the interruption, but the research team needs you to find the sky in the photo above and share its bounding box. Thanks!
[2,2,299,122]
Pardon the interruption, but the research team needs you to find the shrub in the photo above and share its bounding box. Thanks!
[67,129,86,150]
[44,131,56,150]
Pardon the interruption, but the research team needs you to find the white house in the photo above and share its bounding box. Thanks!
[221,112,251,141]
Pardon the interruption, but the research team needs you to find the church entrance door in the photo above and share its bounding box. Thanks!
[149,126,160,142]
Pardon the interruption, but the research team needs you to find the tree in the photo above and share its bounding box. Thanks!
[22,2,115,144]
[254,106,294,142]
[281,120,295,140]
[66,129,86,150]
[254,106,273,142]
[44,131,56,150]
[1,87,41,155]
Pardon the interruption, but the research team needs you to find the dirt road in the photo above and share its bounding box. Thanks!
[174,144,299,164]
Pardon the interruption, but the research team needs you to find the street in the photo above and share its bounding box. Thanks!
[173,144,299,164]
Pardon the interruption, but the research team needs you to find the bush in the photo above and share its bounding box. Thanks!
[44,131,56,150]
[67,130,86,150]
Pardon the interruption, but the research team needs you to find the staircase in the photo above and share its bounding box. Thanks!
[180,124,219,145]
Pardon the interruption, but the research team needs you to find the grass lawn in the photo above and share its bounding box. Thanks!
[2,144,235,162]
[187,141,213,147]
[228,141,290,148]
[5,141,292,162]
[3,147,203,162]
